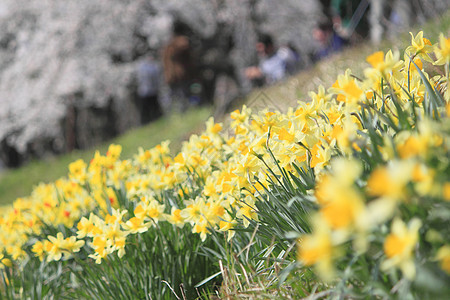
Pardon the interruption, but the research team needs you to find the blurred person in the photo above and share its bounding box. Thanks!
[312,18,346,62]
[245,33,300,87]
[321,0,371,43]
[162,22,199,111]
[136,54,162,124]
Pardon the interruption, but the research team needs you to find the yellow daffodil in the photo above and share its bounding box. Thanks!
[205,117,223,135]
[46,232,66,262]
[68,159,88,184]
[297,217,338,281]
[192,217,209,242]
[106,144,122,162]
[218,214,237,242]
[62,236,85,254]
[406,31,434,62]
[180,197,205,224]
[236,196,258,228]
[434,33,450,65]
[381,218,421,280]
[123,216,150,234]
[166,207,185,228]
[308,85,332,103]
[366,50,401,76]
[89,236,109,264]
[0,253,12,269]
[329,69,365,107]
[367,161,413,200]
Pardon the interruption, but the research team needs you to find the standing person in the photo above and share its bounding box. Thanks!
[162,22,198,111]
[136,54,162,124]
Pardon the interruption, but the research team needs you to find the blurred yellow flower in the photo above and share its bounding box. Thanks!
[89,236,109,264]
[436,245,450,274]
[366,50,401,75]
[166,207,185,228]
[218,214,237,242]
[434,33,450,65]
[382,218,421,280]
[330,70,364,106]
[62,236,85,254]
[47,232,66,262]
[397,135,426,159]
[192,217,209,242]
[123,216,150,234]
[31,240,47,261]
[297,217,337,281]
[443,182,450,201]
[320,189,364,230]
[205,117,223,135]
[181,197,205,224]
[308,85,332,103]
[0,253,12,269]
[69,159,87,184]
[367,162,412,200]
[106,144,122,162]
[236,196,258,228]
[366,51,384,69]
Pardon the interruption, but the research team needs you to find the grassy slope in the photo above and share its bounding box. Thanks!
[0,108,211,206]
[0,11,449,207]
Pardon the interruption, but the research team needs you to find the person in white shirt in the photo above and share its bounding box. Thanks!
[245,34,299,86]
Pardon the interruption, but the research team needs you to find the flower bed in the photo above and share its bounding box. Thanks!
[1,32,449,299]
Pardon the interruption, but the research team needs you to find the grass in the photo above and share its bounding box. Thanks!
[0,107,212,206]
[1,10,449,207]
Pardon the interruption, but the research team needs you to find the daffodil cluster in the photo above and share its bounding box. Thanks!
[0,31,448,297]
[297,32,450,292]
